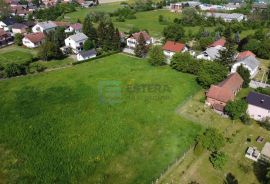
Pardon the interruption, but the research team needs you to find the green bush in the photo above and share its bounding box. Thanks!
[209,151,227,169]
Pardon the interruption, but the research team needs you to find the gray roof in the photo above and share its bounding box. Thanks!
[12,23,28,29]
[204,46,224,59]
[37,21,57,30]
[262,142,270,158]
[206,12,244,20]
[68,33,88,42]
[79,49,96,58]
[236,56,260,71]
[247,92,270,110]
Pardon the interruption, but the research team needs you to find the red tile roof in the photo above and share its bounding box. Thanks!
[162,41,185,52]
[207,73,243,103]
[70,23,82,30]
[53,21,70,27]
[236,50,256,61]
[24,32,45,44]
[209,38,226,47]
[130,31,151,42]
[0,29,8,37]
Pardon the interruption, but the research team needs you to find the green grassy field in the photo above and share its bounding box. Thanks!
[0,50,33,65]
[0,53,202,184]
[63,2,122,22]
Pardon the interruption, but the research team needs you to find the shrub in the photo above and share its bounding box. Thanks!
[209,151,227,169]
[224,99,248,120]
[4,63,28,77]
[30,63,47,73]
[147,45,165,66]
[240,114,251,125]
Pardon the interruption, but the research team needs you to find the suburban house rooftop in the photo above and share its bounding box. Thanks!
[162,41,185,52]
[79,49,97,58]
[236,50,256,61]
[25,32,45,43]
[261,142,270,158]
[235,55,260,71]
[209,38,226,47]
[247,92,270,110]
[129,31,151,41]
[68,32,88,42]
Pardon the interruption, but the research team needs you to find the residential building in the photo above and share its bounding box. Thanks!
[170,1,201,12]
[65,23,82,33]
[209,38,226,47]
[205,72,243,112]
[252,3,268,12]
[197,39,226,61]
[76,49,97,61]
[162,41,187,63]
[65,33,88,54]
[32,21,57,33]
[22,32,45,48]
[126,31,152,49]
[12,23,28,34]
[231,51,260,78]
[0,18,16,31]
[205,12,245,22]
[261,142,270,162]
[0,29,14,47]
[246,92,270,121]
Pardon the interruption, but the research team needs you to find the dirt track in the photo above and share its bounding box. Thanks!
[99,0,126,4]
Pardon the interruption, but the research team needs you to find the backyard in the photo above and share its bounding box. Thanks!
[0,53,202,184]
[158,90,269,184]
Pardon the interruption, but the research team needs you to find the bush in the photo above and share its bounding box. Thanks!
[171,52,201,74]
[147,45,165,66]
[224,99,248,120]
[4,63,28,77]
[29,63,47,73]
[240,114,251,125]
[209,151,227,169]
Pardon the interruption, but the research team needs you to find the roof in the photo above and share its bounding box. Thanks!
[36,21,57,30]
[67,33,88,42]
[209,39,226,47]
[130,31,151,41]
[24,32,45,44]
[1,18,16,26]
[247,92,270,110]
[204,46,224,59]
[78,49,97,58]
[70,23,82,30]
[261,142,270,158]
[0,29,8,37]
[207,85,234,103]
[53,21,70,27]
[236,51,256,61]
[12,23,28,29]
[235,56,260,71]
[206,12,244,20]
[162,41,185,52]
[218,72,244,92]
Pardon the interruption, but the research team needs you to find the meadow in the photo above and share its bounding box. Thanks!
[0,53,202,184]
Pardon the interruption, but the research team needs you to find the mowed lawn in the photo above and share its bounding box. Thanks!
[0,53,202,184]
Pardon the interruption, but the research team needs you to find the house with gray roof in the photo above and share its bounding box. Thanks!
[65,33,88,54]
[247,92,270,121]
[196,45,225,61]
[32,21,57,33]
[206,12,245,22]
[231,55,260,78]
[76,49,97,61]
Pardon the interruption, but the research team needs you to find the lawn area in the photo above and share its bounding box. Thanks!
[63,2,122,22]
[0,50,33,65]
[0,53,202,184]
[159,90,269,184]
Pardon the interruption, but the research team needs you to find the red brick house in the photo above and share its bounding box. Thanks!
[205,72,243,112]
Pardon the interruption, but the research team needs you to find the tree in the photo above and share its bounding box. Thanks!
[14,33,23,46]
[171,52,200,74]
[216,42,236,66]
[83,39,94,51]
[38,41,62,61]
[112,28,121,51]
[224,173,238,184]
[237,65,251,88]
[83,15,97,43]
[0,0,10,18]
[197,128,225,152]
[134,33,147,58]
[224,99,248,120]
[163,23,185,41]
[147,45,165,66]
[4,63,27,77]
[210,151,227,169]
[197,62,228,88]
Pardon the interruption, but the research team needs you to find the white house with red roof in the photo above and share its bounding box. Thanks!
[22,32,45,48]
[126,31,153,48]
[197,39,226,61]
[162,40,187,64]
[65,23,82,33]
[231,50,260,78]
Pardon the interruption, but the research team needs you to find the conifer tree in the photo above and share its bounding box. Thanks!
[83,15,97,43]
[134,33,147,58]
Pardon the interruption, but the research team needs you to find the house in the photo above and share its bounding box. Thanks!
[0,18,16,31]
[12,23,28,34]
[65,23,82,33]
[252,3,268,12]
[261,142,270,162]
[231,51,260,78]
[245,147,260,162]
[126,31,152,49]
[81,1,95,7]
[76,49,97,61]
[197,39,226,61]
[22,32,45,48]
[205,72,243,112]
[65,33,88,54]
[246,92,270,121]
[32,21,57,33]
[0,29,14,47]
[53,21,70,28]
[170,1,201,12]
[162,41,187,63]
[206,12,245,22]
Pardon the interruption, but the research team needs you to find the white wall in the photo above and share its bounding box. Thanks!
[22,37,40,48]
[247,104,270,121]
[65,37,87,54]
